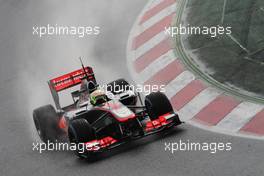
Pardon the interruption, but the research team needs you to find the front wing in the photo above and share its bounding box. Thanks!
[80,113,182,155]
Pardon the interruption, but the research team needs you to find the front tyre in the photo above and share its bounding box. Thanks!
[68,119,96,158]
[145,92,173,121]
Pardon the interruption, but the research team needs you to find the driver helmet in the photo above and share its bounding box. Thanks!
[90,89,107,106]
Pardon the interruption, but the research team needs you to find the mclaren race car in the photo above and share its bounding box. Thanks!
[33,65,182,158]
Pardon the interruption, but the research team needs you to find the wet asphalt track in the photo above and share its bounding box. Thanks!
[0,1,264,176]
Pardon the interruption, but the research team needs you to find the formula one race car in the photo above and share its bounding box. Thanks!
[33,64,182,158]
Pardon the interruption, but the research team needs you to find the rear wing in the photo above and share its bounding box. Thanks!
[48,66,96,110]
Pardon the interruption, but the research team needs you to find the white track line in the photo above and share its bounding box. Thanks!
[134,31,168,61]
[139,3,177,33]
[216,102,264,132]
[179,87,222,121]
[147,0,164,10]
[136,50,175,84]
[165,70,195,99]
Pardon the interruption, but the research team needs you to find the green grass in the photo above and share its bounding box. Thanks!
[183,0,264,96]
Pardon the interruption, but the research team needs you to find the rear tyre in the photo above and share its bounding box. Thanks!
[33,105,61,143]
[68,119,96,158]
[145,92,173,121]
